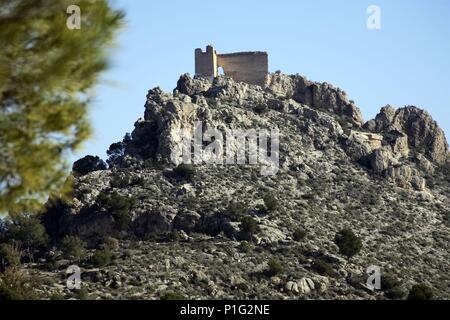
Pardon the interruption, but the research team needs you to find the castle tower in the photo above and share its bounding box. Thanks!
[194,45,218,79]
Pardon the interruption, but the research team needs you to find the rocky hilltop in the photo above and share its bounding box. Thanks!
[21,73,450,299]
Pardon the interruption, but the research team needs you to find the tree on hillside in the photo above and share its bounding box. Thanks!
[334,228,363,260]
[0,0,124,214]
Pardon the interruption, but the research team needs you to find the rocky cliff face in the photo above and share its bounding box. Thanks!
[36,73,449,300]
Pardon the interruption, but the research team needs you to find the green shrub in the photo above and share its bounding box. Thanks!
[0,220,8,242]
[0,268,42,300]
[165,231,183,242]
[225,202,247,221]
[73,287,90,300]
[385,286,406,300]
[0,243,21,271]
[60,235,86,261]
[240,216,258,236]
[49,292,65,300]
[334,228,362,259]
[293,228,307,241]
[263,192,278,212]
[311,259,337,277]
[160,290,186,300]
[172,164,195,181]
[110,173,145,188]
[266,258,283,276]
[102,236,120,250]
[254,104,269,114]
[91,248,112,267]
[381,274,405,299]
[97,191,136,230]
[407,284,434,300]
[238,241,252,253]
[381,274,400,291]
[6,213,49,249]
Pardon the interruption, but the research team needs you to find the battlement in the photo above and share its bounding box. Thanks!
[195,45,268,86]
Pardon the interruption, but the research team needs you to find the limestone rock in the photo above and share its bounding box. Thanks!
[297,277,315,294]
[176,73,212,96]
[132,211,173,237]
[392,106,448,164]
[416,154,434,174]
[363,105,396,132]
[369,147,392,173]
[385,130,409,158]
[285,281,299,294]
[386,165,426,191]
[366,105,448,164]
[266,73,364,126]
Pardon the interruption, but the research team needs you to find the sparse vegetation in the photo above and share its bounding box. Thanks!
[97,191,136,230]
[407,284,434,300]
[225,201,247,221]
[5,214,49,250]
[266,258,283,276]
[60,235,86,261]
[239,216,259,240]
[334,228,362,259]
[311,259,337,277]
[91,248,113,267]
[263,192,278,212]
[160,290,186,300]
[0,243,21,271]
[173,164,195,182]
[73,287,90,300]
[381,274,405,300]
[292,228,307,241]
[102,236,120,250]
[0,268,42,300]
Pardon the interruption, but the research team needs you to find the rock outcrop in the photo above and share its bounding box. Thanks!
[364,105,448,164]
[265,73,364,126]
[36,72,449,300]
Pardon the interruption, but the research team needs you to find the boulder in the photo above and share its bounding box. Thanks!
[132,211,172,237]
[285,281,299,294]
[369,147,392,173]
[385,130,409,158]
[363,105,396,132]
[297,277,315,294]
[176,73,212,96]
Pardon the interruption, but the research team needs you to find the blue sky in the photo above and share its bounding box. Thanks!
[75,0,450,161]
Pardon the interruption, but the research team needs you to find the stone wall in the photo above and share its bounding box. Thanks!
[217,52,268,86]
[194,46,268,86]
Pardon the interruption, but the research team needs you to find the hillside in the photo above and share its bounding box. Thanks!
[4,73,450,300]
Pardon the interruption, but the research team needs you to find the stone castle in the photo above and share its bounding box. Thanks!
[195,45,268,86]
